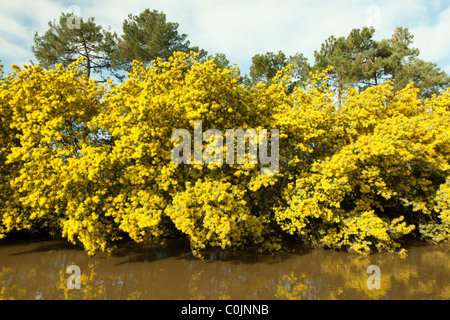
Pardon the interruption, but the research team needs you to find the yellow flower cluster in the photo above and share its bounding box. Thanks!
[0,52,449,256]
[166,179,264,257]
[276,76,450,255]
[419,176,450,243]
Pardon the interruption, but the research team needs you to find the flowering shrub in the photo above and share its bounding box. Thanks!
[0,52,449,257]
[420,176,450,244]
[166,179,265,257]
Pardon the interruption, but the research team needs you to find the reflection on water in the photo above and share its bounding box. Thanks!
[0,238,449,300]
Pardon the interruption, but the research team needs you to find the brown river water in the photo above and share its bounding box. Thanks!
[0,238,449,300]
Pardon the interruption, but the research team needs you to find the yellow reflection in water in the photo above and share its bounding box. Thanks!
[0,240,448,300]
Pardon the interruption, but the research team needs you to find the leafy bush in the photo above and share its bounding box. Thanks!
[0,52,449,257]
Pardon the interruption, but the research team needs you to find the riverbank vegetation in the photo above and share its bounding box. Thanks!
[0,10,449,257]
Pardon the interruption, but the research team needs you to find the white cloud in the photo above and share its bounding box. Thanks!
[0,13,30,41]
[0,0,68,68]
[0,37,30,66]
[411,6,450,63]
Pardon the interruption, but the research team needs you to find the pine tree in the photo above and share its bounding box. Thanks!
[249,51,311,92]
[313,26,450,104]
[117,9,206,71]
[32,13,121,80]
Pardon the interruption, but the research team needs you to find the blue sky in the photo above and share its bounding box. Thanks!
[1,0,450,78]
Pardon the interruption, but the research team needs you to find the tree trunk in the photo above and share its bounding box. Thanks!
[82,39,91,78]
[337,82,343,109]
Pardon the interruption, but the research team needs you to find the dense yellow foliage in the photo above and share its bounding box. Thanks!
[166,179,265,257]
[0,52,449,257]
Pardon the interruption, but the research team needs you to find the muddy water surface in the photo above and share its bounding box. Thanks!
[0,238,449,300]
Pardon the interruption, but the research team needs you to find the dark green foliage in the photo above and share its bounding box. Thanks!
[32,13,120,80]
